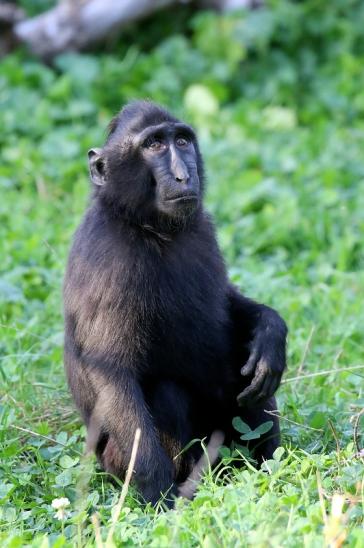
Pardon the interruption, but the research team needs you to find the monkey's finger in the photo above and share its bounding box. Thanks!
[267,374,281,397]
[256,371,282,402]
[237,360,268,404]
[255,374,276,402]
[246,369,276,404]
[240,349,260,377]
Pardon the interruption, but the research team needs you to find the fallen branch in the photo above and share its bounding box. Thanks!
[0,2,25,56]
[0,2,25,26]
[13,0,254,60]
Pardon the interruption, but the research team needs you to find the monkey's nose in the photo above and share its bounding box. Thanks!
[175,175,189,184]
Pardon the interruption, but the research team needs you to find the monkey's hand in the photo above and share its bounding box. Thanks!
[237,309,287,406]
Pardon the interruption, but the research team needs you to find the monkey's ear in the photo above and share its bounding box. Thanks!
[88,148,106,186]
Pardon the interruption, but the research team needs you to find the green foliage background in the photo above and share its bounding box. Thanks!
[0,0,363,545]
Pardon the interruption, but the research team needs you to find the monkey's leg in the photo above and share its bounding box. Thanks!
[64,348,97,425]
[147,382,224,503]
[71,362,178,507]
[146,381,195,484]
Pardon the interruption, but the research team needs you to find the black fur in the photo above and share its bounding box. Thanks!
[63,100,287,507]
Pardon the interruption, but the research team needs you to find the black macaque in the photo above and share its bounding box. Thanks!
[63,100,287,508]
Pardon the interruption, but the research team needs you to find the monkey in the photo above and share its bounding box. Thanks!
[63,100,287,508]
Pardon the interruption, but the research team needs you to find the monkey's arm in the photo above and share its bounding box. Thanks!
[227,285,287,406]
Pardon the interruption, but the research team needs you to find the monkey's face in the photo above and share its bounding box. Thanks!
[137,122,201,219]
[88,107,203,226]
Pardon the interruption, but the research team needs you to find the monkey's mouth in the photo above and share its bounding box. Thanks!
[165,193,198,203]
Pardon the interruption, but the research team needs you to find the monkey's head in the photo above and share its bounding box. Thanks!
[88,101,204,228]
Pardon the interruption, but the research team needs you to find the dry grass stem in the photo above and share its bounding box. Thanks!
[264,409,324,432]
[297,325,315,377]
[106,428,141,545]
[282,364,364,384]
[91,513,104,548]
[353,408,364,455]
[10,424,83,455]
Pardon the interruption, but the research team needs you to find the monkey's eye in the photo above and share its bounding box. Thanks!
[144,137,165,151]
[176,135,190,148]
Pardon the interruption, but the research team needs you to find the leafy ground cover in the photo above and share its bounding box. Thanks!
[0,1,363,545]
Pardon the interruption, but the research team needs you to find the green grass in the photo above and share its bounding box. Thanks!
[0,1,364,545]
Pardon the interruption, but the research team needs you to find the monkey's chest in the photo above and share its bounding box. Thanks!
[144,279,233,394]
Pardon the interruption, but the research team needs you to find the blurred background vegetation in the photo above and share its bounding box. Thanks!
[0,0,364,546]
